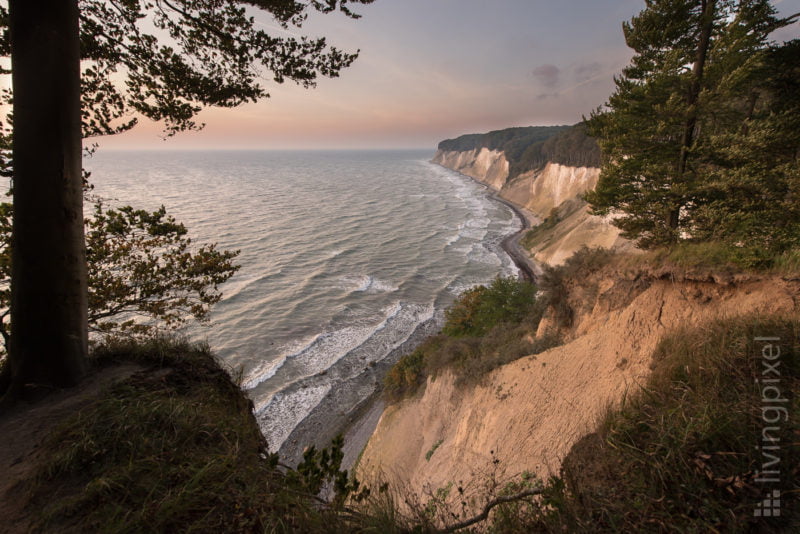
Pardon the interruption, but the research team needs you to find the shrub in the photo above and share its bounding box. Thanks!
[521,208,561,250]
[443,277,538,337]
[383,337,442,402]
[385,277,553,401]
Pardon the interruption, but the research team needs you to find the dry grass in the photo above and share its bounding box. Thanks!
[21,338,370,534]
[492,315,800,532]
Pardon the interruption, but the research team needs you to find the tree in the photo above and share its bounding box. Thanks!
[442,277,537,337]
[84,202,240,337]
[0,199,241,354]
[690,37,800,263]
[0,0,372,400]
[585,0,797,249]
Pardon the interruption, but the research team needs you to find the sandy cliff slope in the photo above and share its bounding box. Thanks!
[357,272,800,496]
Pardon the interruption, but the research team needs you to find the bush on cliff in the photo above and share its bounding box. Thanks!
[384,277,552,402]
[443,276,538,338]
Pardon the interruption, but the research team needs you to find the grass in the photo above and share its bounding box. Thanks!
[771,249,800,275]
[24,337,367,534]
[425,440,444,462]
[612,241,800,276]
[521,208,561,250]
[487,314,799,532]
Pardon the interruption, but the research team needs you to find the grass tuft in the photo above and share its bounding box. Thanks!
[24,338,369,533]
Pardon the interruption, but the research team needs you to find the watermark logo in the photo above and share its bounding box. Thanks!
[754,489,781,518]
[753,336,785,519]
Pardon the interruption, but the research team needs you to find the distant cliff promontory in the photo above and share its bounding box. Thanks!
[432,124,630,265]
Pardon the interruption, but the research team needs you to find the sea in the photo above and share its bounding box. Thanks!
[85,149,521,453]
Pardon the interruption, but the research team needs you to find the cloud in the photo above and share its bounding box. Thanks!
[532,64,561,88]
[574,62,602,82]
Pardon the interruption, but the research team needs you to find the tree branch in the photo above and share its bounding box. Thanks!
[439,488,544,533]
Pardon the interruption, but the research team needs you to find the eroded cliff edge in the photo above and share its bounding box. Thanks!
[357,260,800,497]
[356,124,799,506]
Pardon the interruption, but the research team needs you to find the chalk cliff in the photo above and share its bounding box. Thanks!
[431,126,628,265]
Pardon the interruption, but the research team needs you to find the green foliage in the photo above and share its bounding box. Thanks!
[26,0,374,138]
[514,315,800,532]
[438,126,567,154]
[629,241,800,273]
[772,249,800,275]
[586,0,799,252]
[424,439,443,462]
[438,124,600,179]
[520,208,561,250]
[0,198,240,352]
[287,434,370,507]
[512,123,601,176]
[383,338,438,402]
[664,240,772,270]
[443,276,538,337]
[85,200,240,336]
[385,277,555,402]
[690,40,800,257]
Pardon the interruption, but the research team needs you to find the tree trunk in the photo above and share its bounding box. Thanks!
[678,0,715,176]
[5,0,87,397]
[670,0,716,238]
[668,208,680,231]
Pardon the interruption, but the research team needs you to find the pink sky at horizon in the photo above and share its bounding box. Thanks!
[31,0,800,151]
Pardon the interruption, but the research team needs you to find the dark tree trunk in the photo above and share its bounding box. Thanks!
[679,0,715,174]
[5,0,87,397]
[670,0,716,235]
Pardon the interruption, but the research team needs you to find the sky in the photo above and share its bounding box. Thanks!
[95,0,800,151]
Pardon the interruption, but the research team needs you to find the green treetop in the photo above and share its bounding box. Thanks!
[586,0,798,254]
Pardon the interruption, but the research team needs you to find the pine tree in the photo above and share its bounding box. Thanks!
[585,0,797,251]
[692,38,800,264]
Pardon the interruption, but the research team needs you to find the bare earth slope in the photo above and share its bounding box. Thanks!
[0,364,141,533]
[357,273,799,495]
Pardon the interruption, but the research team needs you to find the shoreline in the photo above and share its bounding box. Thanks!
[493,193,542,282]
[431,162,542,282]
[277,163,542,472]
[276,312,442,470]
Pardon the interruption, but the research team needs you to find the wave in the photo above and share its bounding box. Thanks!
[220,268,284,302]
[257,382,332,452]
[255,301,437,452]
[240,333,322,391]
[339,274,399,294]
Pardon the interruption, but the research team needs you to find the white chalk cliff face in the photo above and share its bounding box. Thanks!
[432,149,627,266]
[356,145,799,511]
[431,148,509,191]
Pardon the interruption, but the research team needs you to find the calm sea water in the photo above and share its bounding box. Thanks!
[85,150,520,451]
